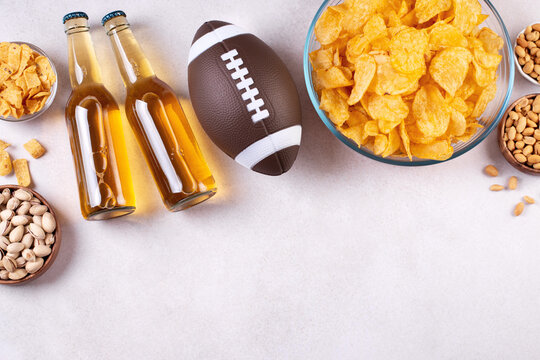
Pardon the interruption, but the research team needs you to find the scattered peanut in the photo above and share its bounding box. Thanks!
[508,176,518,190]
[490,184,505,191]
[514,202,525,216]
[524,196,536,204]
[484,165,499,177]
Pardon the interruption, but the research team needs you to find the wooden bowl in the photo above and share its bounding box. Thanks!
[0,185,61,285]
[498,94,540,175]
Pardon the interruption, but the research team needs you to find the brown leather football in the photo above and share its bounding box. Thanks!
[187,21,302,176]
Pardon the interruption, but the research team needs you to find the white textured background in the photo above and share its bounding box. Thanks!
[1,0,539,359]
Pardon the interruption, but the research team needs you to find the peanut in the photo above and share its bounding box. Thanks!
[508,176,518,190]
[514,202,525,216]
[490,184,505,191]
[484,165,499,177]
[524,196,536,204]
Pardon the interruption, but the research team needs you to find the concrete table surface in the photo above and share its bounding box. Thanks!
[1,0,539,359]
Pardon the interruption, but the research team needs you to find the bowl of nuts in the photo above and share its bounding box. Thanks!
[498,94,540,175]
[514,24,540,86]
[0,185,60,285]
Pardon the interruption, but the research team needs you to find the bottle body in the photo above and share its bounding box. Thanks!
[64,14,135,220]
[65,85,136,219]
[125,76,216,210]
[103,13,216,211]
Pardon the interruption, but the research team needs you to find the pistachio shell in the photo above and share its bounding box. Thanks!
[33,245,51,258]
[0,209,14,221]
[11,215,29,226]
[8,268,27,280]
[0,270,8,280]
[29,205,48,216]
[13,189,32,201]
[7,242,24,253]
[0,220,11,236]
[25,258,44,274]
[16,202,31,216]
[42,212,56,233]
[33,215,42,227]
[2,257,16,273]
[21,234,33,249]
[15,257,25,268]
[8,225,24,243]
[0,237,9,251]
[44,234,55,246]
[22,249,36,262]
[28,223,45,240]
[6,197,20,211]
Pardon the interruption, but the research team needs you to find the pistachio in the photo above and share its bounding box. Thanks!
[28,223,45,240]
[2,257,16,273]
[8,225,24,243]
[0,270,8,280]
[1,189,10,202]
[7,242,24,253]
[16,202,31,216]
[0,220,11,236]
[8,268,27,280]
[29,204,47,216]
[33,237,45,248]
[0,236,9,251]
[33,245,51,258]
[15,257,25,268]
[32,215,42,227]
[21,233,33,249]
[6,197,20,211]
[44,234,55,246]
[10,215,28,226]
[25,258,43,274]
[13,189,32,201]
[0,209,13,221]
[22,249,35,262]
[42,212,56,233]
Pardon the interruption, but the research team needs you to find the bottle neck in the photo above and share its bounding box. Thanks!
[65,18,103,88]
[104,17,155,86]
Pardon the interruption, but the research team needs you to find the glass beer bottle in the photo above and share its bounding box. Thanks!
[102,11,217,212]
[64,12,136,220]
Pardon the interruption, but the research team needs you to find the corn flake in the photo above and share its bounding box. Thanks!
[0,42,56,119]
[0,151,12,176]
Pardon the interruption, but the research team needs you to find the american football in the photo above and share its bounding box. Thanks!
[188,21,302,176]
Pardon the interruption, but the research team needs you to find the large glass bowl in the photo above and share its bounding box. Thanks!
[304,0,515,166]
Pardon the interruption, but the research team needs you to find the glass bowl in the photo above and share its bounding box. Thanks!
[0,42,58,123]
[304,0,515,166]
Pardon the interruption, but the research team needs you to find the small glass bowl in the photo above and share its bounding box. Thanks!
[513,23,540,87]
[0,42,58,123]
[304,0,515,166]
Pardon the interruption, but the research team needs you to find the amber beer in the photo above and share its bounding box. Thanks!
[63,12,136,220]
[102,11,217,211]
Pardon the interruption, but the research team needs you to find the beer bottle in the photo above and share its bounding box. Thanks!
[102,11,217,212]
[64,12,136,220]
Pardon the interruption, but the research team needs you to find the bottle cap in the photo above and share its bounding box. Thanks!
[102,10,127,26]
[63,12,88,24]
